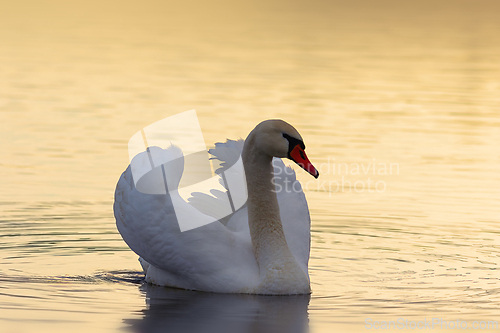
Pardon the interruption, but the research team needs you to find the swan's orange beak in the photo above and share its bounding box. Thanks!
[289,145,319,179]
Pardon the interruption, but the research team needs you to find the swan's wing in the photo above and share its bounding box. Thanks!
[187,139,245,224]
[187,189,232,224]
[114,148,258,292]
[209,139,244,173]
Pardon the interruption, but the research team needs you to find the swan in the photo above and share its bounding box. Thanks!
[114,119,319,295]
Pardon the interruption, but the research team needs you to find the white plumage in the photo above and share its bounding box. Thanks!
[114,120,314,294]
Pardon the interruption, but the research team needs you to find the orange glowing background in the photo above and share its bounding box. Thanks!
[0,1,499,332]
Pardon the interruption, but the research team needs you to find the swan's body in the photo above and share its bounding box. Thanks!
[114,120,318,294]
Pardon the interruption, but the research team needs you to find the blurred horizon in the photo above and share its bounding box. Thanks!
[2,0,499,202]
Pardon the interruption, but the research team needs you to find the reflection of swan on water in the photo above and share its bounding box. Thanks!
[114,120,319,294]
[124,284,310,333]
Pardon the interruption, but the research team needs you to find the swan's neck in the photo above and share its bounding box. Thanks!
[243,147,285,269]
[242,137,309,293]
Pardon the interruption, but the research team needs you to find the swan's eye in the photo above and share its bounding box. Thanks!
[282,133,305,153]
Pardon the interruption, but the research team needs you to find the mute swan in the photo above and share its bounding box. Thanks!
[114,120,319,295]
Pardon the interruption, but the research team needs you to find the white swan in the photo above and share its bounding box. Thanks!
[114,120,319,295]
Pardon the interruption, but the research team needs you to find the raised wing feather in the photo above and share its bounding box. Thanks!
[114,148,258,292]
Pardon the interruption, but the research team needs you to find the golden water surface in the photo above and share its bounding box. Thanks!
[1,0,499,332]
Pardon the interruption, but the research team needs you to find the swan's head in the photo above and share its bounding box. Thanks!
[249,119,319,178]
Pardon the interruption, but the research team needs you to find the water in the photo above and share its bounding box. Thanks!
[1,0,499,332]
